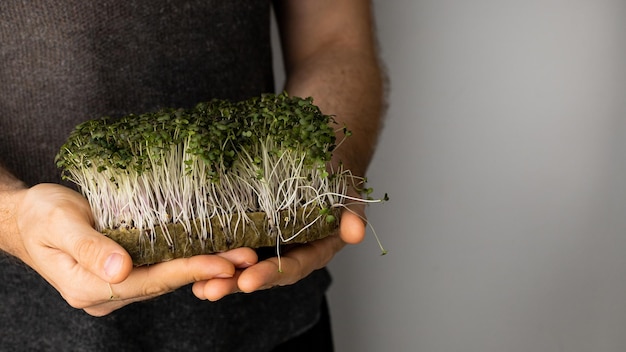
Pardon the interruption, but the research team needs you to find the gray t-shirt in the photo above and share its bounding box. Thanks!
[0,1,330,351]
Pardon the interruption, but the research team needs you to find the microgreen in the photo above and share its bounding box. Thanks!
[56,93,387,261]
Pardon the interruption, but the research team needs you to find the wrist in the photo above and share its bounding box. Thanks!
[0,186,29,260]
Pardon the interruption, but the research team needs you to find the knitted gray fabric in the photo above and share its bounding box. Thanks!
[0,1,331,351]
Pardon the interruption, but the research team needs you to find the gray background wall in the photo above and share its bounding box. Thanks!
[275,1,626,351]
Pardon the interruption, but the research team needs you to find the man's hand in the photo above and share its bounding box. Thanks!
[192,189,366,300]
[10,183,258,316]
[238,200,367,292]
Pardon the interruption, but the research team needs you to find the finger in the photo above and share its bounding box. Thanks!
[55,240,254,310]
[83,255,240,316]
[215,247,258,268]
[339,188,367,244]
[192,271,242,301]
[339,205,366,244]
[109,254,236,301]
[191,248,257,301]
[55,218,133,284]
[70,254,237,311]
[237,234,345,293]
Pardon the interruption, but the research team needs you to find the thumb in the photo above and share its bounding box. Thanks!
[16,183,133,283]
[339,187,367,244]
[60,222,133,283]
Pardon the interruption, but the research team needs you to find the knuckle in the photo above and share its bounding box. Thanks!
[73,237,102,265]
[141,281,171,297]
[281,263,305,287]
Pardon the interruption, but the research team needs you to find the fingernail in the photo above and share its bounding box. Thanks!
[215,272,233,279]
[104,253,123,279]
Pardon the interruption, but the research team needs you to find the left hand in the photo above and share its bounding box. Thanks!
[192,195,366,300]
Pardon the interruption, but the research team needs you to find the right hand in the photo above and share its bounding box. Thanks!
[11,183,258,316]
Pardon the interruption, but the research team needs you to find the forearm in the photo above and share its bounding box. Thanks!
[284,50,385,176]
[275,0,386,177]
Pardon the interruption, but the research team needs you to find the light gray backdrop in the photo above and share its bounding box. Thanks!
[274,1,626,351]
